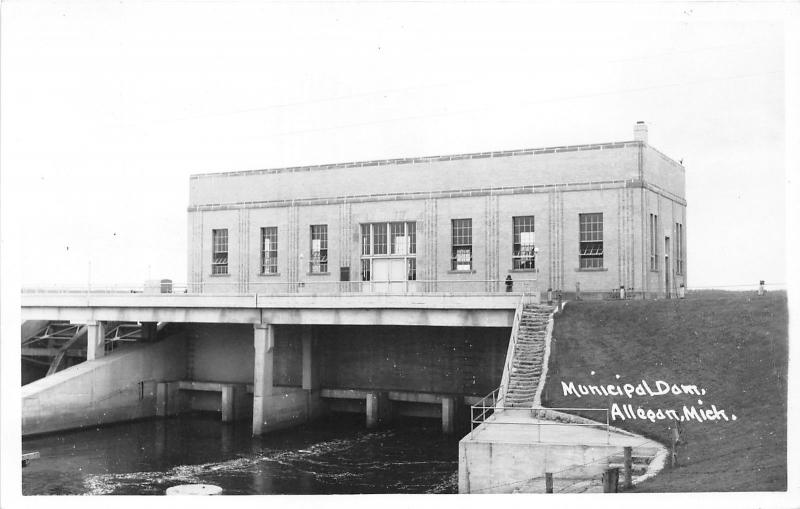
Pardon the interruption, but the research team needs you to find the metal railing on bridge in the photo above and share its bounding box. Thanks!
[22,278,539,296]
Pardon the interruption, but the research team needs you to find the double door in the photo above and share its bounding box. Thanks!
[371,258,408,293]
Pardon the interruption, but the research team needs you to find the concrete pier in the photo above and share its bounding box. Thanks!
[155,381,180,417]
[85,321,105,360]
[252,323,275,435]
[366,392,390,429]
[441,396,457,434]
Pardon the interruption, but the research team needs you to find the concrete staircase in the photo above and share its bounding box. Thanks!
[504,305,553,408]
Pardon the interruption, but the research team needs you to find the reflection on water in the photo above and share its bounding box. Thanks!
[22,412,460,495]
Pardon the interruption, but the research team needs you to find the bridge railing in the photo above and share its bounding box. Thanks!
[470,405,611,443]
[22,278,539,296]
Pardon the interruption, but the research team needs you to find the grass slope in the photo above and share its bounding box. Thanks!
[541,291,787,492]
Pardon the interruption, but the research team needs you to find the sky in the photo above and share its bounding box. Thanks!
[1,0,794,290]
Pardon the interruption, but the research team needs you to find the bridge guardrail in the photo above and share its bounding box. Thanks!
[22,278,539,296]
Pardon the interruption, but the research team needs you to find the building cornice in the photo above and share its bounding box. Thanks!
[190,140,649,180]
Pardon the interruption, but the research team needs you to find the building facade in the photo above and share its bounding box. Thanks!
[187,122,686,298]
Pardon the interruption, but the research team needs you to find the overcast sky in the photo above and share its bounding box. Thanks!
[1,1,793,289]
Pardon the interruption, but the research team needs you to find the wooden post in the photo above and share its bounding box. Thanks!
[602,467,619,493]
[623,446,633,489]
[545,473,553,493]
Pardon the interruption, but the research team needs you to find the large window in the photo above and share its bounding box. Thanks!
[451,218,473,271]
[649,214,659,271]
[359,222,416,281]
[579,213,603,269]
[212,229,228,275]
[310,225,328,273]
[675,223,683,274]
[261,227,278,274]
[512,216,536,270]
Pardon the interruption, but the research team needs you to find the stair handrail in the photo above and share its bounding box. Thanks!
[496,294,526,408]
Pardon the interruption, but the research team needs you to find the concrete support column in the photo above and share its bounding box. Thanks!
[252,323,275,436]
[221,385,235,423]
[86,321,105,361]
[156,381,180,417]
[301,326,318,391]
[366,391,390,429]
[142,322,158,342]
[442,396,458,434]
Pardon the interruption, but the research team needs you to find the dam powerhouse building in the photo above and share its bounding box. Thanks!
[22,122,686,446]
[188,121,686,298]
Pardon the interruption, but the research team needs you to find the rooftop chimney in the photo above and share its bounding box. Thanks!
[634,121,648,143]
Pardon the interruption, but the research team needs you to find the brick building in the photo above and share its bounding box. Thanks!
[187,122,686,299]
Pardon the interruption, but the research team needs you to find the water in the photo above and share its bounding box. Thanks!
[22,412,461,495]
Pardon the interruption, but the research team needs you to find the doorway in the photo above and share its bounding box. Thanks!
[371,258,407,293]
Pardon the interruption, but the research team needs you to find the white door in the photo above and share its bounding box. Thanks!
[388,258,406,293]
[370,258,407,293]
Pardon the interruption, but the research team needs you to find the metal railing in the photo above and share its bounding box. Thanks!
[495,295,526,406]
[470,404,611,443]
[22,278,539,296]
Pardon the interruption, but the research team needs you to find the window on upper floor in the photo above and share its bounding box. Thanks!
[579,213,603,269]
[512,216,536,270]
[649,214,659,271]
[451,218,473,271]
[261,227,278,274]
[675,223,684,275]
[212,229,228,275]
[310,225,328,273]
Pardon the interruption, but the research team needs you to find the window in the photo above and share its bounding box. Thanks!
[373,223,387,255]
[649,214,659,271]
[451,219,473,271]
[310,225,328,273]
[579,213,603,269]
[359,222,417,281]
[675,223,683,274]
[512,216,536,270]
[361,258,371,281]
[261,227,278,274]
[212,229,228,275]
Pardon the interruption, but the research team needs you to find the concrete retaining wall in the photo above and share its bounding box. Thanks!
[22,334,187,436]
[458,440,619,493]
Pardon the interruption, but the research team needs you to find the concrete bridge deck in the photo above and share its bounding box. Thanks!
[21,292,522,327]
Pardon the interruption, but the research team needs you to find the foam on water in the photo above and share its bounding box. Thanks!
[83,429,403,495]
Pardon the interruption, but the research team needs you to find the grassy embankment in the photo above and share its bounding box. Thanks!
[541,290,787,492]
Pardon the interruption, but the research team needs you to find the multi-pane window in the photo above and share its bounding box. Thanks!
[512,216,536,270]
[649,214,659,271]
[451,219,473,271]
[390,222,416,255]
[359,222,417,281]
[579,213,603,269]
[373,223,387,255]
[675,222,684,275]
[212,229,228,275]
[361,224,371,255]
[261,227,278,274]
[310,225,328,273]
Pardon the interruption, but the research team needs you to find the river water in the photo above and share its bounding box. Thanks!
[22,412,460,495]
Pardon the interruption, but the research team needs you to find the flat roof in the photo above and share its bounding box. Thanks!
[190,139,660,180]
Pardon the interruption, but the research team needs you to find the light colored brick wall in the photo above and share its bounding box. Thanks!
[189,144,641,207]
[185,140,686,297]
[643,146,685,200]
